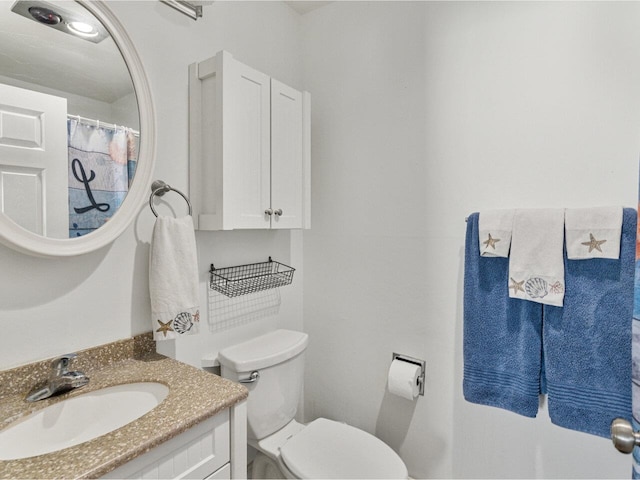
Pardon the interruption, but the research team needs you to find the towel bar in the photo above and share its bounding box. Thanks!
[149,180,192,217]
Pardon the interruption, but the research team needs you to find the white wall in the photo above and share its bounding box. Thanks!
[3,1,640,478]
[0,1,304,370]
[109,0,306,370]
[301,1,640,478]
[0,73,121,122]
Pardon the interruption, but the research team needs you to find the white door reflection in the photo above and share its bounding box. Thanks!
[0,84,67,238]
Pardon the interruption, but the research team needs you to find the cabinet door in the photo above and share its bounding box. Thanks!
[205,463,230,479]
[225,59,271,229]
[270,79,303,229]
[101,412,230,479]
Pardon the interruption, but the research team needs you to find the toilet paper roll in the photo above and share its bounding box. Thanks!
[387,359,421,400]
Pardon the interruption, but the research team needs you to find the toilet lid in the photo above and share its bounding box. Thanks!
[279,418,408,479]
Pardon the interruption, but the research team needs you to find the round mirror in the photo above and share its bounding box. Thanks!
[0,0,155,256]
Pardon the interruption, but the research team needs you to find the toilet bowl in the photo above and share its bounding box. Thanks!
[218,329,408,479]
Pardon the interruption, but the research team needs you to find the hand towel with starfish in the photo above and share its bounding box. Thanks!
[478,210,515,258]
[149,215,200,341]
[565,207,623,260]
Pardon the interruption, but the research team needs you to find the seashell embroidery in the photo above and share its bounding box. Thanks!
[549,281,564,294]
[173,312,194,334]
[525,277,549,299]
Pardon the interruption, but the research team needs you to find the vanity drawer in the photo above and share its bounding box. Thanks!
[102,410,230,479]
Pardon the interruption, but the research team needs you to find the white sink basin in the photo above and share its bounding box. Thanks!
[0,382,169,460]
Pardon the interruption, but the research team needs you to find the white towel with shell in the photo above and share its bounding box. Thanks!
[478,209,515,257]
[149,215,200,341]
[565,206,623,260]
[508,209,565,307]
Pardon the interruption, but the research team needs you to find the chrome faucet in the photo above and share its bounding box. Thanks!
[26,353,90,402]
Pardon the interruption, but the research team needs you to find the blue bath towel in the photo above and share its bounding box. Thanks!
[543,207,635,438]
[463,213,543,417]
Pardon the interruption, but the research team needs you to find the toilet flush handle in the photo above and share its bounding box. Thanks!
[239,371,260,384]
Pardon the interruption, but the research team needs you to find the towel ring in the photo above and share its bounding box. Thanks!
[148,180,192,217]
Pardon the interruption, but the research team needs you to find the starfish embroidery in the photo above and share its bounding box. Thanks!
[156,319,174,338]
[483,233,501,250]
[581,233,607,253]
[509,277,525,295]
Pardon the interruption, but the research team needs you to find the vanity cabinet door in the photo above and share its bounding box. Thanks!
[206,463,231,479]
[101,411,230,479]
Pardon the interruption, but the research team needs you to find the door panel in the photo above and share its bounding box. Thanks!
[270,79,303,229]
[225,60,271,229]
[0,84,68,238]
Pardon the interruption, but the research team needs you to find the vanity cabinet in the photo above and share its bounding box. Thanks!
[189,50,310,231]
[102,402,247,480]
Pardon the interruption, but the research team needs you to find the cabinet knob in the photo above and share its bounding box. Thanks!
[274,209,283,216]
[265,208,273,216]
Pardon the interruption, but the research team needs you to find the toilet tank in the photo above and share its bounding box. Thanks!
[218,329,309,440]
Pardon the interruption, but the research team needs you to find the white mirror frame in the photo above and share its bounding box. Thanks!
[0,0,156,257]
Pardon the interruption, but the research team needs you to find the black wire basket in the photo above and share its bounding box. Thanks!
[209,257,295,297]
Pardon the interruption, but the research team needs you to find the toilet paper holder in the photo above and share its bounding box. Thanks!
[392,352,426,396]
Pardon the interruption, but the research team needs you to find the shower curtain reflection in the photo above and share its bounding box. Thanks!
[67,117,138,237]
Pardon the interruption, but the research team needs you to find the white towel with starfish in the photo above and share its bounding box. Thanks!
[478,209,515,257]
[508,209,565,306]
[149,215,200,341]
[565,207,623,260]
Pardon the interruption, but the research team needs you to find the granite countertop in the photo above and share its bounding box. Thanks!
[0,334,248,479]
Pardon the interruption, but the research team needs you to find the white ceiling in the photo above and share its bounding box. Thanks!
[0,0,332,105]
[0,1,134,104]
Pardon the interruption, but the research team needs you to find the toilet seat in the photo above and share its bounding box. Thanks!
[279,418,408,479]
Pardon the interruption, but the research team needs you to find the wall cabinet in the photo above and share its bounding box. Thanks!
[189,51,310,230]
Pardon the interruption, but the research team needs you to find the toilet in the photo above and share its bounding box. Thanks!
[218,329,409,479]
